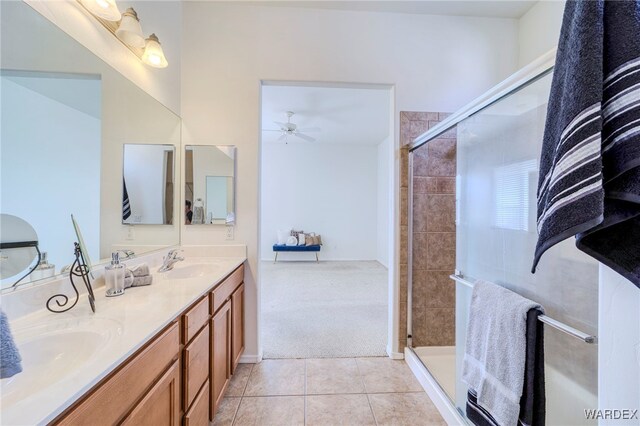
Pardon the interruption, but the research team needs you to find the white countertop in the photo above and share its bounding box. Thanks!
[0,254,246,426]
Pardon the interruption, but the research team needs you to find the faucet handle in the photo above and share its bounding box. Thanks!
[166,249,184,260]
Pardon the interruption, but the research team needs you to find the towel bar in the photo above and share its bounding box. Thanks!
[449,274,597,344]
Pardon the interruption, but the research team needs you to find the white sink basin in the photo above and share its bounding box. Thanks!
[1,318,118,407]
[163,263,219,280]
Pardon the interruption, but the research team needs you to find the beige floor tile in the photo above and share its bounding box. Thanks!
[368,392,446,426]
[306,358,365,394]
[306,394,376,426]
[233,396,305,426]
[356,358,423,393]
[244,359,305,396]
[226,363,254,397]
[212,397,241,426]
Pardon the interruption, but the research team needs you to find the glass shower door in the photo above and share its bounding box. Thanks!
[455,71,599,424]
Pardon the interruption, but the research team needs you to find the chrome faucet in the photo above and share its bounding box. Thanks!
[114,249,135,260]
[158,249,184,272]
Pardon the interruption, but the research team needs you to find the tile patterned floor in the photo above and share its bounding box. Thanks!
[213,358,446,426]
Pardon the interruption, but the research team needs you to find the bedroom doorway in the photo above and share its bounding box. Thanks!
[258,81,395,359]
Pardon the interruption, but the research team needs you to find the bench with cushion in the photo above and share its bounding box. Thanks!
[272,244,321,262]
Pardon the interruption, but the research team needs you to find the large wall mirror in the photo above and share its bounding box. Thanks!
[0,2,181,289]
[185,146,236,225]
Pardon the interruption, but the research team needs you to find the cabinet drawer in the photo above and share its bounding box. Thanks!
[183,296,209,344]
[56,322,180,425]
[184,323,209,409]
[121,360,181,426]
[184,382,210,426]
[211,264,244,314]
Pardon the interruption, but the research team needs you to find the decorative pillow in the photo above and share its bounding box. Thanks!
[306,235,316,246]
[277,229,291,245]
[291,229,304,239]
[316,235,323,245]
[286,236,298,246]
[298,233,306,245]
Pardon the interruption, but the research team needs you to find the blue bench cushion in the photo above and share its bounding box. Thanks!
[273,244,321,252]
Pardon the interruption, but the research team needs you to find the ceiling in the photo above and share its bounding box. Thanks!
[261,84,391,145]
[241,1,538,19]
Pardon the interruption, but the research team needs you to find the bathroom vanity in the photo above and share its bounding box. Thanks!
[0,250,247,426]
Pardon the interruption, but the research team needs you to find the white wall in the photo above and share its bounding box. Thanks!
[0,76,101,272]
[181,2,519,359]
[23,0,181,114]
[376,135,391,268]
[260,142,378,261]
[517,0,565,67]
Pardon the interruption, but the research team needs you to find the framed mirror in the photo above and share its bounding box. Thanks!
[0,2,181,290]
[123,144,176,225]
[185,146,236,225]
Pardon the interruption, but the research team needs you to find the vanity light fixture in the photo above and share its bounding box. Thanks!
[77,0,168,68]
[115,8,145,48]
[80,0,120,22]
[141,34,168,68]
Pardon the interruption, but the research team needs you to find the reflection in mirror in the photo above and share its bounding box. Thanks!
[185,146,236,225]
[0,1,181,290]
[122,144,175,225]
[0,215,41,287]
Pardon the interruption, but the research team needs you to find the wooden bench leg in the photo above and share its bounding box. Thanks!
[274,252,278,263]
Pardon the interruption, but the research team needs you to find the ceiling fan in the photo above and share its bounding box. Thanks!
[263,111,321,143]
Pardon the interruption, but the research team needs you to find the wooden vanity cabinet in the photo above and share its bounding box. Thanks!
[52,264,245,426]
[231,283,245,372]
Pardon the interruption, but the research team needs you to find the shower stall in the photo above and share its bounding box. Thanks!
[405,52,600,425]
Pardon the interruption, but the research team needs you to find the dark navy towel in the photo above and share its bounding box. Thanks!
[533,0,640,288]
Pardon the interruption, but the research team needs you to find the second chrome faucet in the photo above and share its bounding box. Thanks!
[158,249,184,273]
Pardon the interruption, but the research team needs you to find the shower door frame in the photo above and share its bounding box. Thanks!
[404,48,558,422]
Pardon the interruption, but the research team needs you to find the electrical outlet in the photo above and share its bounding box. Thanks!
[225,225,234,240]
[126,226,135,240]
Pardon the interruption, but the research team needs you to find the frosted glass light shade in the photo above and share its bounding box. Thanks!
[115,8,145,48]
[142,34,168,68]
[80,0,121,21]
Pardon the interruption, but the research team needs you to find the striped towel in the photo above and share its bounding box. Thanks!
[122,178,131,221]
[533,0,640,289]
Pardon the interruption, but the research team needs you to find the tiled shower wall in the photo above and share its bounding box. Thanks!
[399,112,456,349]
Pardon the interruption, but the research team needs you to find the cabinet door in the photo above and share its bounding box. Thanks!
[210,300,231,420]
[121,360,181,426]
[231,283,244,373]
[183,323,210,410]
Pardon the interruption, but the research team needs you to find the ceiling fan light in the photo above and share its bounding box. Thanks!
[81,0,121,21]
[142,33,168,68]
[115,8,145,48]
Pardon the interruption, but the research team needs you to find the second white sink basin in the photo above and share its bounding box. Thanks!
[164,263,219,280]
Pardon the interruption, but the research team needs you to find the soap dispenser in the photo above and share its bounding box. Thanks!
[105,252,125,297]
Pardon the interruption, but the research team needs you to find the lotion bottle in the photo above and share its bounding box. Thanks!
[105,252,125,297]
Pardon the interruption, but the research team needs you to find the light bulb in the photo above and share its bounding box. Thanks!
[141,34,168,68]
[115,8,145,48]
[80,0,120,21]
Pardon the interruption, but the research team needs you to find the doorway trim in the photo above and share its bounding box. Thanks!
[257,79,399,359]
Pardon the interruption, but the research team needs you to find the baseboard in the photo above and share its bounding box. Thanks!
[239,353,262,363]
[386,345,405,360]
[405,348,466,426]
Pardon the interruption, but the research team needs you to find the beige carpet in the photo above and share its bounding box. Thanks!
[261,260,388,359]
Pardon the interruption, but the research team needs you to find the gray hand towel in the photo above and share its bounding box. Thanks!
[129,264,150,277]
[124,269,153,288]
[1,310,22,379]
[462,280,543,426]
[532,0,640,288]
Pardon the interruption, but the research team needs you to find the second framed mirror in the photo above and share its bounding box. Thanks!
[185,145,236,225]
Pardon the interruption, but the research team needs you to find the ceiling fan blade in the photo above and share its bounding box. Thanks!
[277,133,287,142]
[294,132,316,142]
[295,127,321,133]
[273,121,289,129]
[262,129,281,132]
